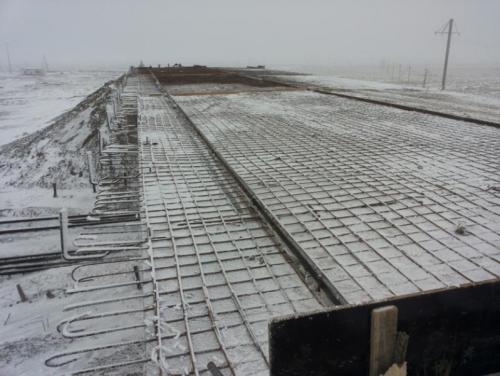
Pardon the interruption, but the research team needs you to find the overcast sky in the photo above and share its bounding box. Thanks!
[1,0,499,70]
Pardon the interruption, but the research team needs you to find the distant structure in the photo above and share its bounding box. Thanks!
[23,68,45,76]
[22,55,49,76]
[247,65,266,69]
[42,55,49,72]
[5,42,12,73]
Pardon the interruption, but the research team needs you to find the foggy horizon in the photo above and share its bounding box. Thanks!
[1,0,500,70]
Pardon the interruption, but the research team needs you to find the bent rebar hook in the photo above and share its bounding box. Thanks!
[45,338,150,368]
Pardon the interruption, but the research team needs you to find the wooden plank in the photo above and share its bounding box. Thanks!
[370,306,398,376]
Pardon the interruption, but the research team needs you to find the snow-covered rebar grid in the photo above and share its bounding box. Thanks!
[137,75,324,375]
[71,76,143,259]
[267,74,500,126]
[46,75,152,375]
[174,89,500,304]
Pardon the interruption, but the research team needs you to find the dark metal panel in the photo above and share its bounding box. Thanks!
[270,280,500,376]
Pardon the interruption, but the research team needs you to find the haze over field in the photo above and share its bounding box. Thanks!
[1,0,500,69]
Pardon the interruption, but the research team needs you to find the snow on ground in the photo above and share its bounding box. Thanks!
[0,103,101,190]
[0,70,120,217]
[270,71,500,124]
[0,263,145,376]
[0,187,96,217]
[276,75,413,91]
[273,73,500,106]
[0,71,120,146]
[0,187,95,257]
[0,266,76,376]
[0,71,143,375]
[274,64,500,99]
[0,228,81,258]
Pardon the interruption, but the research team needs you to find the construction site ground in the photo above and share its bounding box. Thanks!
[0,66,498,375]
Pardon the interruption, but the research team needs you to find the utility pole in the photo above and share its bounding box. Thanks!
[435,19,459,90]
[5,42,12,74]
[42,54,49,72]
[422,69,428,88]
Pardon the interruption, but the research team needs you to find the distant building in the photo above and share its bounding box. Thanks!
[23,68,45,76]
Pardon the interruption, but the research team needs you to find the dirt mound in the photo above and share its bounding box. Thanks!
[0,78,120,189]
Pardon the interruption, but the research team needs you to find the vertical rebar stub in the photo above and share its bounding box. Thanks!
[59,208,69,259]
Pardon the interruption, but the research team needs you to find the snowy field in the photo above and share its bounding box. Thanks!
[279,64,500,99]
[0,70,119,219]
[0,70,120,146]
[268,65,500,125]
